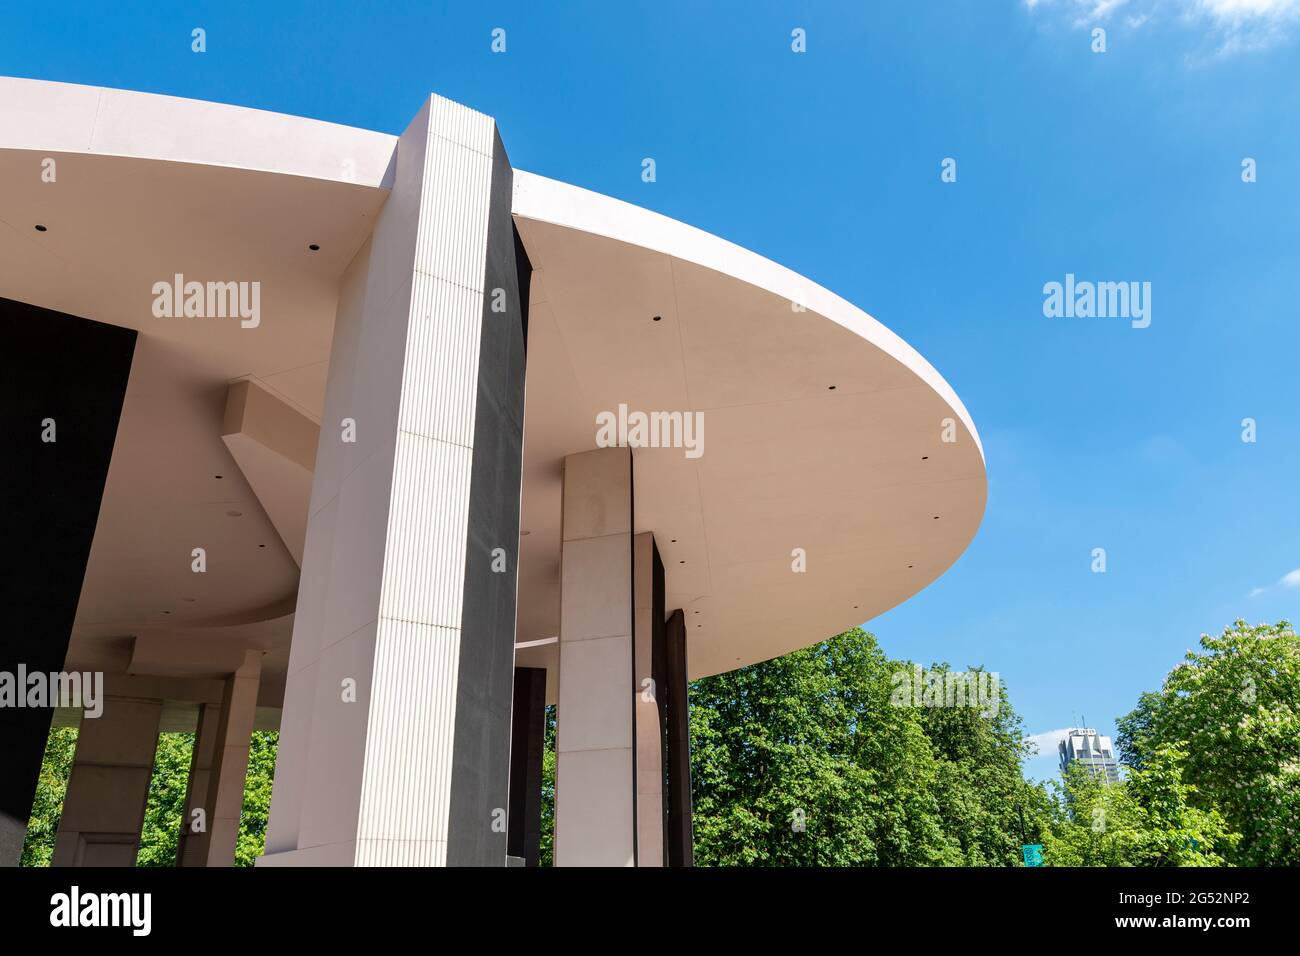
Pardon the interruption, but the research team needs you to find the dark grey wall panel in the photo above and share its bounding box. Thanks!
[0,298,135,866]
[665,609,694,866]
[446,127,530,866]
[506,667,547,866]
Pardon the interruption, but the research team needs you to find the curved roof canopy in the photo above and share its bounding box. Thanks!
[0,77,986,695]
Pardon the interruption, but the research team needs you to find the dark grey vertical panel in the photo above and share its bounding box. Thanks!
[446,126,529,866]
[664,609,694,866]
[0,299,135,866]
[506,666,547,866]
[650,541,669,865]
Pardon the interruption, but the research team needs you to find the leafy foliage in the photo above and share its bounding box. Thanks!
[539,705,556,867]
[22,620,1294,869]
[137,733,196,866]
[18,726,77,867]
[21,725,277,867]
[237,731,279,867]
[1115,620,1300,865]
[1042,748,1237,866]
[689,628,1038,865]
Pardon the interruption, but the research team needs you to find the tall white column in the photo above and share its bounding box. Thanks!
[555,447,641,866]
[52,696,161,867]
[260,94,528,867]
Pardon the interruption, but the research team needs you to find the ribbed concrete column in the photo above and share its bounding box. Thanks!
[260,94,528,867]
[177,650,262,866]
[554,447,638,866]
[52,696,161,867]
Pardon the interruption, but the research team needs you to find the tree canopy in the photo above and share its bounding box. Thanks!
[688,628,1045,865]
[1115,620,1300,866]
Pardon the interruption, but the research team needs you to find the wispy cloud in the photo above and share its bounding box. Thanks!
[1247,566,1300,597]
[1025,727,1072,755]
[1024,0,1300,57]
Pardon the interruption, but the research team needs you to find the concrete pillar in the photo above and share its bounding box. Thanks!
[0,298,135,866]
[52,696,161,867]
[554,447,642,866]
[260,94,528,867]
[634,532,667,866]
[176,702,220,865]
[177,650,262,866]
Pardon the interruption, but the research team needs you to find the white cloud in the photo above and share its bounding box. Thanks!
[1024,0,1300,56]
[1025,727,1072,755]
[1201,0,1300,18]
[1246,566,1300,597]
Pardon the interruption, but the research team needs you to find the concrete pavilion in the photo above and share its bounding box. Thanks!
[0,77,986,867]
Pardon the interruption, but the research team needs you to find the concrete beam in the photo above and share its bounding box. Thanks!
[221,379,320,567]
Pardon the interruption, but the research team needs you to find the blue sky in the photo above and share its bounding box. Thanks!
[3,1,1297,782]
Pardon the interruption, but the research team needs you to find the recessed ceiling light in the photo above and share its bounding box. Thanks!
[215,474,223,479]
[162,610,172,615]
[308,243,320,251]
[921,456,929,460]
[652,315,662,322]
[933,516,939,520]
[258,544,266,549]
[34,224,47,232]
[827,385,836,390]
[679,560,685,564]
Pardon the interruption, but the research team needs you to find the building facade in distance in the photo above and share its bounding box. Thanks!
[1059,728,1122,784]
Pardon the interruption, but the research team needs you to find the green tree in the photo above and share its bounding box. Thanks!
[915,664,1040,865]
[688,628,1036,865]
[237,731,279,867]
[1042,748,1237,866]
[1116,620,1300,866]
[137,733,195,866]
[20,723,279,867]
[19,725,78,867]
[539,706,556,867]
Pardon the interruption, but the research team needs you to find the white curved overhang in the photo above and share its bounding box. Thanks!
[511,173,986,680]
[0,76,986,694]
